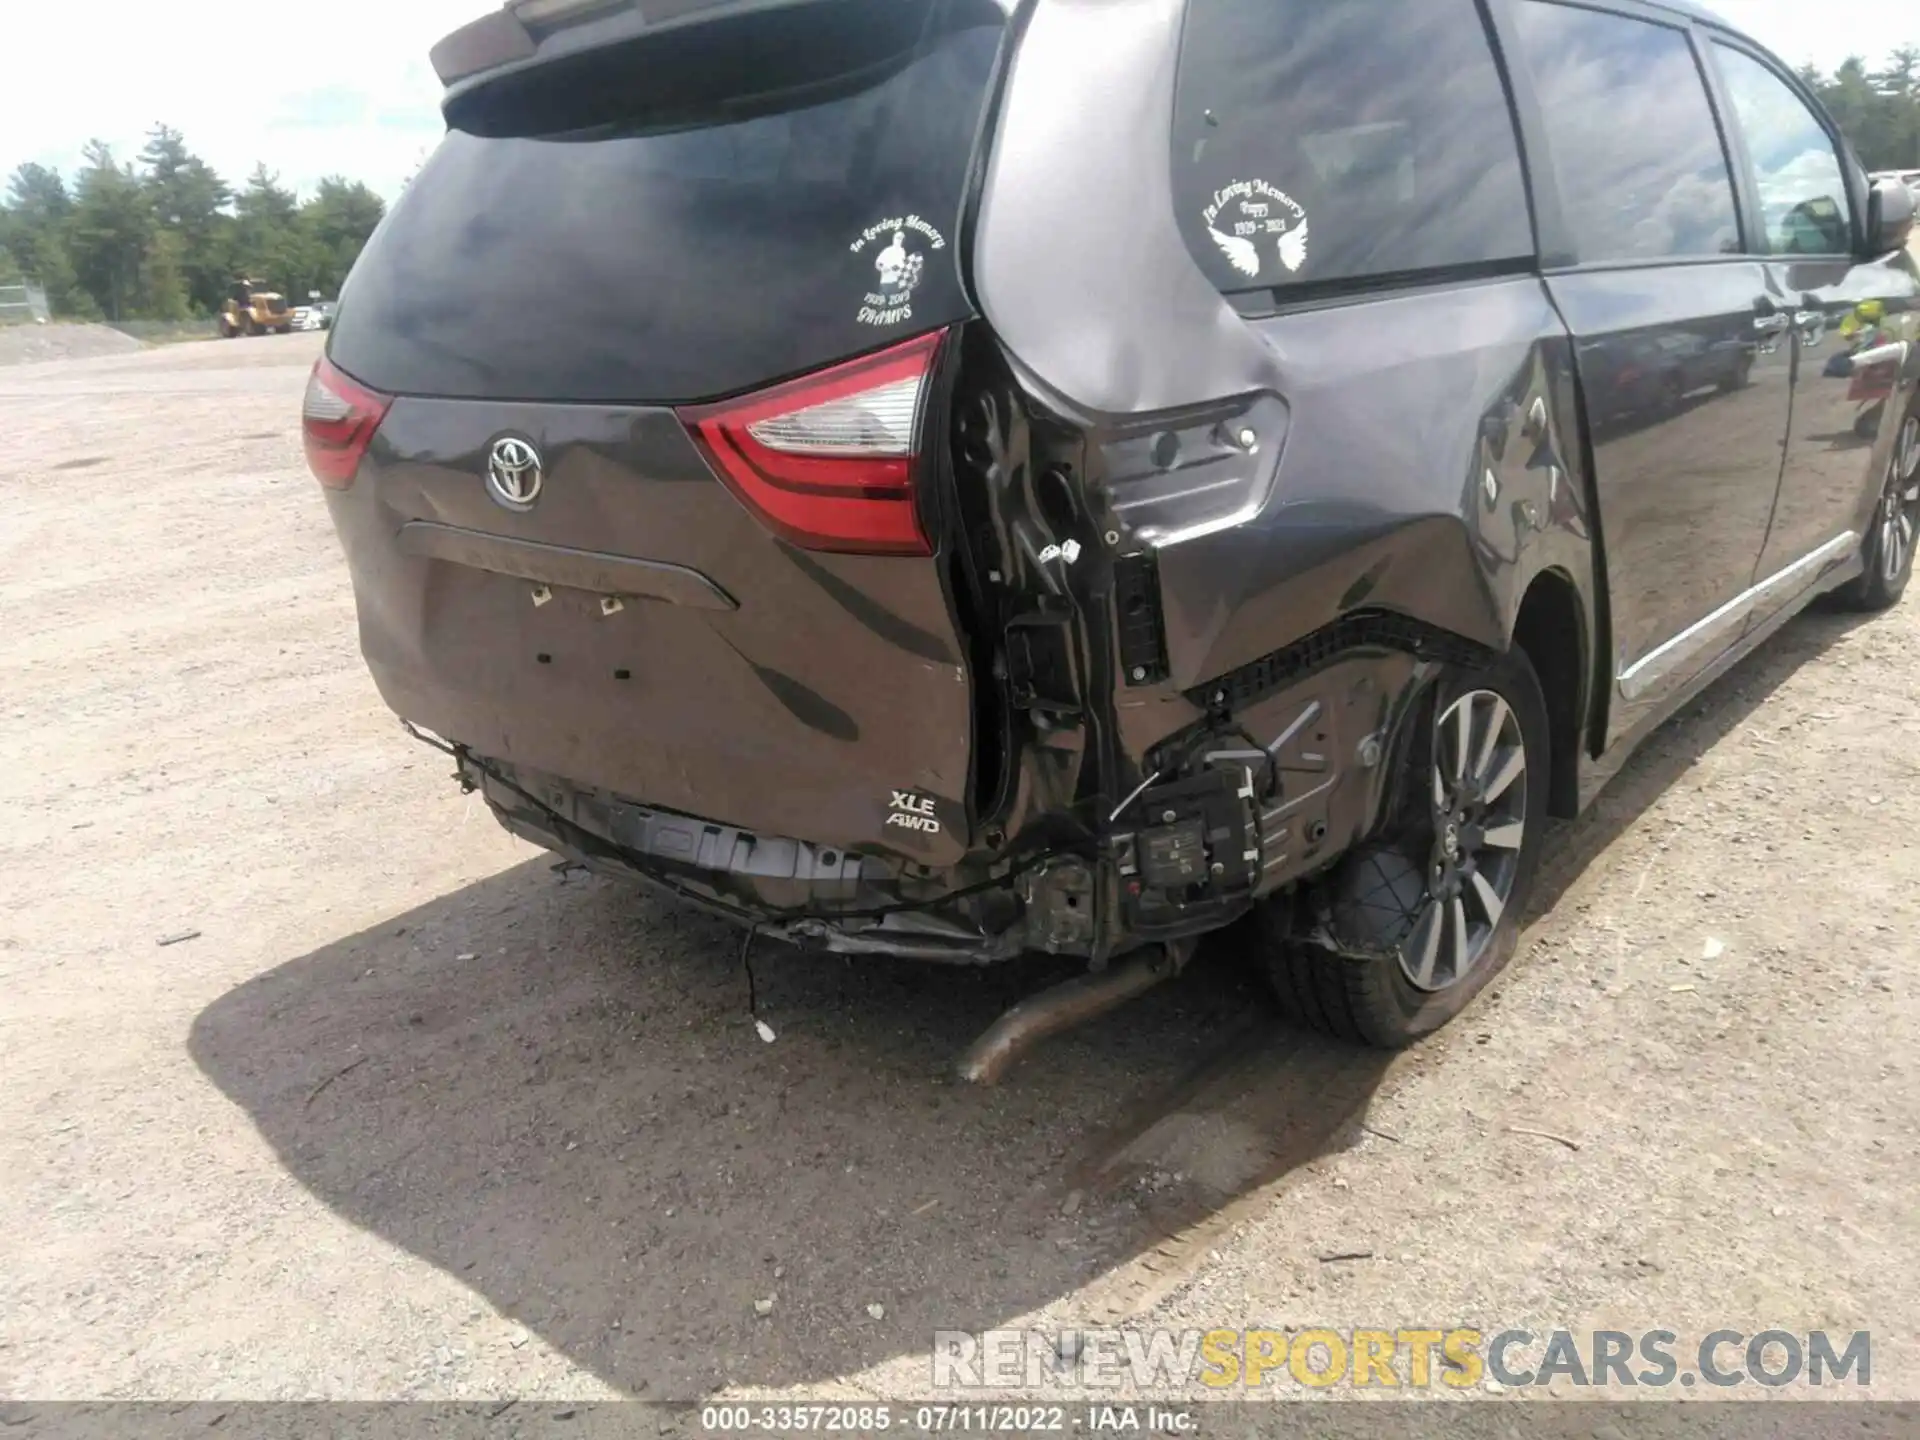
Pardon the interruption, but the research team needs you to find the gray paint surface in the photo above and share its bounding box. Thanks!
[972,0,1286,417]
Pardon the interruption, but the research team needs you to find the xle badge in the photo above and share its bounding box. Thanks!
[887,790,943,835]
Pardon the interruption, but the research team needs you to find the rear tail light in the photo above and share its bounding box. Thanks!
[679,330,944,556]
[302,356,392,489]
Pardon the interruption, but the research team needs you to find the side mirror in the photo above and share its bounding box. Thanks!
[1867,177,1916,255]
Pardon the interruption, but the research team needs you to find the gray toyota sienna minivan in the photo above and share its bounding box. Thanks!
[307,0,1920,1061]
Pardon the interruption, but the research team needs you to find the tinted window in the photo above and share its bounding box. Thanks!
[1513,3,1740,263]
[1714,45,1852,256]
[328,2,1001,404]
[1170,0,1532,295]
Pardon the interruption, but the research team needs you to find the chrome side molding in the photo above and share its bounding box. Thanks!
[1618,531,1857,701]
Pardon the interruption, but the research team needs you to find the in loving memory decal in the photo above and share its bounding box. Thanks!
[850,214,947,327]
[1203,179,1309,280]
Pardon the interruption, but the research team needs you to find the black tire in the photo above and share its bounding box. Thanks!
[1255,647,1552,1048]
[1832,402,1920,614]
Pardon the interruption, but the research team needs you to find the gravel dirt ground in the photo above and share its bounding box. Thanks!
[0,322,148,368]
[1,333,1916,1404]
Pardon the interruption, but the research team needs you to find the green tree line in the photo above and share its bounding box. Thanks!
[1800,49,1920,173]
[0,125,385,322]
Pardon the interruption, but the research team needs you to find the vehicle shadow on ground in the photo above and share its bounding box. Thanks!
[188,859,1393,1396]
[187,606,1869,1398]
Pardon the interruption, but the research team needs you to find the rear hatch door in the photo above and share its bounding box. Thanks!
[324,0,1006,865]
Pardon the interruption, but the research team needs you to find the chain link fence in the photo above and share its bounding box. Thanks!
[0,282,51,324]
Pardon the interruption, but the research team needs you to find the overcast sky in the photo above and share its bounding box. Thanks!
[0,0,1913,204]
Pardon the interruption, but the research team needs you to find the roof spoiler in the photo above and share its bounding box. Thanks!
[429,0,797,92]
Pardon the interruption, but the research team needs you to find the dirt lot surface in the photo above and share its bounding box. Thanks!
[2,333,1917,1404]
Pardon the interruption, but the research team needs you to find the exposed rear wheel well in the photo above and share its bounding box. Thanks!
[1511,572,1585,820]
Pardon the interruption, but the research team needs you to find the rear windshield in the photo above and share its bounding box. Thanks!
[329,0,1004,404]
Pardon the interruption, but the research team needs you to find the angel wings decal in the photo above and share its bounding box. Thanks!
[1276,218,1309,274]
[1209,218,1310,278]
[1210,228,1263,278]
[1201,180,1310,282]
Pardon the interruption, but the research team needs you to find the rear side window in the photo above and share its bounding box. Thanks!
[328,0,1004,404]
[1170,0,1533,296]
[1713,45,1852,256]
[1511,2,1740,264]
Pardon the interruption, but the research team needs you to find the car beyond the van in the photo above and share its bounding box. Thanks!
[306,0,1920,1074]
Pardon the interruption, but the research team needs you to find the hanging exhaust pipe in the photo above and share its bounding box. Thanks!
[956,946,1185,1085]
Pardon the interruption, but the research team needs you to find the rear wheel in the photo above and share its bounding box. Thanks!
[1833,404,1920,613]
[1256,649,1551,1047]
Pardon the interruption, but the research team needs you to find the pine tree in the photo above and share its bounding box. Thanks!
[1870,48,1920,172]
[233,163,305,297]
[66,142,153,322]
[137,227,191,321]
[302,177,386,296]
[1801,53,1920,171]
[139,125,233,314]
[1,163,90,316]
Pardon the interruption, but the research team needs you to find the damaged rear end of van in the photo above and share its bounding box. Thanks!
[311,0,1549,1002]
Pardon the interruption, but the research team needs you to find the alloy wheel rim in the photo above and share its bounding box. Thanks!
[1880,416,1920,584]
[1398,689,1528,993]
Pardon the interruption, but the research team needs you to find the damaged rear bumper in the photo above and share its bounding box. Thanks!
[468,754,1037,963]
[454,638,1439,967]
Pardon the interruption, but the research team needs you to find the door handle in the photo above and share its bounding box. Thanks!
[1753,314,1791,334]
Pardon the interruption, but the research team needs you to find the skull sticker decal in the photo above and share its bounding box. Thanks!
[850,214,947,327]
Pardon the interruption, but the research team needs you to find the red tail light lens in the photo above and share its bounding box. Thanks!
[302,356,392,489]
[678,330,944,556]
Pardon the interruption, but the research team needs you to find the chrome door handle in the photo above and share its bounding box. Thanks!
[1793,310,1823,328]
[1753,315,1791,334]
